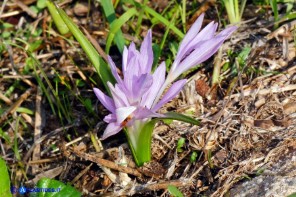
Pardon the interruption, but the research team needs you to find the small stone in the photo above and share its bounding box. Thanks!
[74,3,89,16]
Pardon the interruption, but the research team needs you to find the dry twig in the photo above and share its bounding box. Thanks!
[71,148,143,177]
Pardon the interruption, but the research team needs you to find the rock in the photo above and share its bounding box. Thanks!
[230,147,296,197]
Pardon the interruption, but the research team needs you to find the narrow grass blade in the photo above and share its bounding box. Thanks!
[223,0,242,24]
[135,0,148,37]
[56,6,115,92]
[159,112,199,125]
[181,0,186,32]
[160,11,179,51]
[239,0,247,19]
[45,0,69,35]
[100,0,125,53]
[13,117,21,162]
[31,56,71,121]
[269,0,279,22]
[106,7,137,54]
[234,0,239,22]
[144,6,184,38]
[276,12,296,24]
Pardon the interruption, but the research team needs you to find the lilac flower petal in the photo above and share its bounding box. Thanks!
[123,58,140,98]
[122,46,129,75]
[179,13,204,50]
[183,22,218,54]
[123,43,138,78]
[132,74,153,101]
[128,42,137,54]
[127,54,141,78]
[141,61,166,108]
[101,122,122,139]
[108,56,122,83]
[172,38,225,79]
[217,25,237,37]
[116,106,137,124]
[127,42,137,67]
[170,26,237,79]
[107,82,129,108]
[134,107,164,120]
[183,27,236,67]
[93,88,116,113]
[175,21,217,67]
[103,113,116,123]
[140,30,153,73]
[191,22,217,43]
[152,79,187,111]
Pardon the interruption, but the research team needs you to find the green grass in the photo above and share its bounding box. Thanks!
[0,158,12,197]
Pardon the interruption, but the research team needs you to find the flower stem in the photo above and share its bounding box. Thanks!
[124,120,156,166]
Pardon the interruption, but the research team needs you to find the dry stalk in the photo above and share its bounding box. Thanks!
[32,86,43,174]
[70,148,143,177]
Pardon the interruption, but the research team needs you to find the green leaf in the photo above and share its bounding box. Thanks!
[82,98,93,113]
[276,11,296,24]
[16,107,34,115]
[25,57,35,73]
[190,151,198,163]
[152,43,161,70]
[177,137,185,153]
[167,185,184,197]
[56,5,115,93]
[29,5,40,15]
[46,0,69,35]
[28,40,43,53]
[32,28,43,37]
[37,0,47,9]
[105,7,137,54]
[126,111,198,166]
[33,178,80,197]
[287,193,296,197]
[237,47,251,63]
[160,112,199,125]
[269,0,279,22]
[2,32,11,39]
[143,6,184,38]
[0,128,11,144]
[0,158,12,197]
[100,0,125,53]
[75,79,86,87]
[125,120,157,166]
[256,168,265,176]
[2,22,14,29]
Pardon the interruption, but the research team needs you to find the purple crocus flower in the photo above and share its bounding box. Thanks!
[94,30,186,139]
[168,13,237,82]
[94,13,237,140]
[152,13,237,105]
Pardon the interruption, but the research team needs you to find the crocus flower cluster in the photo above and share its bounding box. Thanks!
[94,29,186,140]
[94,13,237,165]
